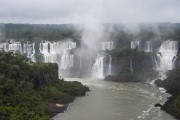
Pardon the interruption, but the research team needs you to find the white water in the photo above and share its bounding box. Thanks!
[131,41,140,50]
[92,41,114,78]
[130,57,133,74]
[107,55,112,75]
[92,55,104,78]
[0,41,36,62]
[39,41,76,54]
[145,41,153,52]
[60,55,74,69]
[102,42,114,50]
[155,40,178,73]
[1,40,179,78]
[130,40,178,73]
[0,41,76,76]
[39,41,76,76]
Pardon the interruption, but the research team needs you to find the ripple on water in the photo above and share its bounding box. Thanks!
[53,79,175,120]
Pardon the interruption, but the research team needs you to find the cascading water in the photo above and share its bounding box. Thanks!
[155,40,178,73]
[145,41,153,52]
[131,41,140,50]
[1,40,116,78]
[39,41,76,76]
[129,40,179,84]
[92,55,104,79]
[26,43,36,62]
[2,39,178,79]
[0,40,76,77]
[92,41,114,78]
[8,42,22,52]
[130,40,178,73]
[107,55,112,75]
[60,55,74,69]
[102,42,114,50]
[0,41,36,62]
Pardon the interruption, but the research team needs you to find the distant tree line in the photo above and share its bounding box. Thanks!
[4,24,81,42]
[3,23,180,43]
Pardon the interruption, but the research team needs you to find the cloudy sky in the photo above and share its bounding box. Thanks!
[0,0,180,24]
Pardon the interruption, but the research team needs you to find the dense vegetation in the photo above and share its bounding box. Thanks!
[2,24,80,42]
[1,23,180,43]
[155,68,180,119]
[0,51,89,120]
[105,48,158,82]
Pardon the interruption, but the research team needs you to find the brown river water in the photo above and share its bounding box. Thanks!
[53,78,175,120]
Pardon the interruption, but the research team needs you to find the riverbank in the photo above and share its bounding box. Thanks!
[154,68,180,119]
[44,80,90,117]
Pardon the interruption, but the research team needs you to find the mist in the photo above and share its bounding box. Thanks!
[0,1,180,119]
[0,0,180,78]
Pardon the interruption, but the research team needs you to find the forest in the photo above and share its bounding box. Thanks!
[0,51,89,120]
[1,23,180,44]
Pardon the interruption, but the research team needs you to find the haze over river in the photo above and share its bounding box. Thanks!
[53,78,175,120]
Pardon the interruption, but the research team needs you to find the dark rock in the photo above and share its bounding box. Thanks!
[48,102,68,117]
[154,79,164,87]
[154,68,180,119]
[57,96,75,104]
[155,103,163,108]
[104,75,115,81]
[81,86,90,96]
[161,94,180,119]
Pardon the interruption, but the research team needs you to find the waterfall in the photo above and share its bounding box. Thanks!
[49,41,76,54]
[0,41,76,77]
[6,42,22,53]
[130,57,133,74]
[107,55,112,75]
[102,42,114,50]
[155,40,178,73]
[60,55,74,69]
[39,41,76,76]
[24,43,36,62]
[0,41,36,62]
[39,42,55,63]
[152,56,157,70]
[145,41,153,52]
[131,41,140,50]
[1,39,178,79]
[92,55,104,78]
[39,42,49,55]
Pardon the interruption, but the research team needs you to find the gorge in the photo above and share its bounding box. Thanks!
[1,0,180,118]
[1,23,180,120]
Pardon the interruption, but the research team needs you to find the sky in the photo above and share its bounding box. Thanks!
[0,0,180,24]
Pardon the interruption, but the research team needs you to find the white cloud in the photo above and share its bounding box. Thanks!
[0,0,180,23]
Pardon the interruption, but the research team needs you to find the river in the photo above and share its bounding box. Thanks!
[53,78,175,120]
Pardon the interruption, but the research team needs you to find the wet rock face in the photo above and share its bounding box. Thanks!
[161,95,180,119]
[154,68,180,119]
[154,103,163,108]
